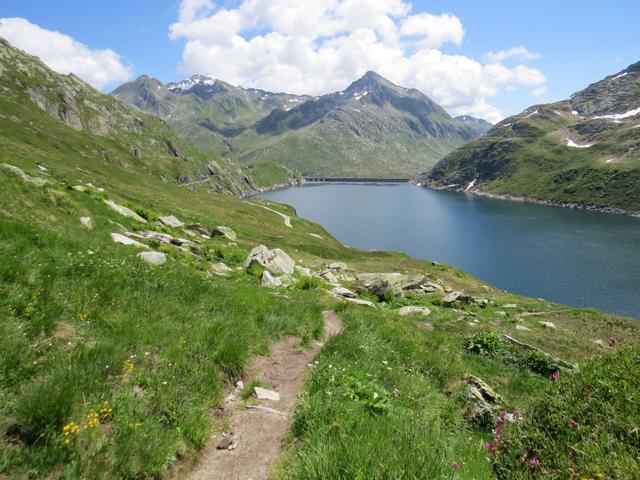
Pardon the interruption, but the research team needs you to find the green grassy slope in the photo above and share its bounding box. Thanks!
[420,61,640,212]
[1,38,638,480]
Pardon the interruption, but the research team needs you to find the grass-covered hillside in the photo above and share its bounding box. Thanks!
[1,37,639,480]
[420,61,640,213]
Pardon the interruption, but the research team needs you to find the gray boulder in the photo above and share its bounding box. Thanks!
[295,266,312,277]
[79,216,93,229]
[211,226,237,241]
[159,215,184,228]
[443,291,476,307]
[110,233,147,248]
[1,163,47,187]
[464,374,504,422]
[186,223,209,236]
[244,245,295,275]
[211,262,233,276]
[137,251,167,265]
[398,306,431,317]
[328,261,347,271]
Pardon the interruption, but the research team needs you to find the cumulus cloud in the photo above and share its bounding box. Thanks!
[169,1,546,122]
[0,17,133,89]
[486,46,541,63]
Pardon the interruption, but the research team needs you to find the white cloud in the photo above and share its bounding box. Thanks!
[170,1,547,122]
[0,17,133,89]
[486,46,541,63]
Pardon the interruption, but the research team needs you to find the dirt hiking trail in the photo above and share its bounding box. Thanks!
[187,310,343,480]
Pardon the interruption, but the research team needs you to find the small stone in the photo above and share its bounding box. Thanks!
[539,321,556,329]
[137,251,167,266]
[186,223,209,236]
[159,215,184,228]
[417,322,434,330]
[593,339,606,347]
[255,387,280,401]
[217,437,234,450]
[236,381,245,390]
[341,297,375,307]
[504,303,518,309]
[132,385,144,398]
[79,216,93,229]
[320,271,339,284]
[71,185,87,192]
[515,324,531,331]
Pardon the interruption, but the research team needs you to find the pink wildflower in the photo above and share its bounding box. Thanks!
[610,336,618,347]
[550,371,560,383]
[451,462,460,470]
[529,457,540,468]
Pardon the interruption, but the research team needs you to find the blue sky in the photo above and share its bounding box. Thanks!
[0,1,638,121]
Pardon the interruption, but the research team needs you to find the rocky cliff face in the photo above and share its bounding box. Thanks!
[418,61,640,212]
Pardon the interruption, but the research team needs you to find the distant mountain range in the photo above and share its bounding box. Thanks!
[418,61,640,212]
[113,72,492,177]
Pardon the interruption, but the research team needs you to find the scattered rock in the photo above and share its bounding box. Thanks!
[104,200,147,223]
[539,321,556,329]
[36,164,48,172]
[244,245,295,275]
[594,339,606,347]
[397,306,431,317]
[110,233,147,248]
[515,324,531,331]
[308,233,323,239]
[159,215,184,228]
[1,163,47,187]
[79,216,93,229]
[236,381,245,390]
[211,262,233,276]
[132,385,144,398]
[137,251,167,266]
[295,266,312,277]
[186,223,209,236]
[319,270,339,284]
[331,286,357,298]
[71,185,87,192]
[279,274,296,286]
[464,374,504,422]
[503,303,518,309]
[261,271,283,288]
[328,261,347,271]
[217,436,236,450]
[211,226,237,241]
[417,322,434,330]
[443,291,476,307]
[254,387,280,401]
[341,297,375,307]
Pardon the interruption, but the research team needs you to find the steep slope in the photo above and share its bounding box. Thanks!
[113,74,311,156]
[0,38,296,195]
[114,72,491,178]
[231,72,492,177]
[420,61,640,212]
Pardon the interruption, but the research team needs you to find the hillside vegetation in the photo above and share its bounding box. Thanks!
[419,61,640,213]
[1,37,638,479]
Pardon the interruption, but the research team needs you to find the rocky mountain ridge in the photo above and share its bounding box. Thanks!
[419,60,640,212]
[113,71,492,177]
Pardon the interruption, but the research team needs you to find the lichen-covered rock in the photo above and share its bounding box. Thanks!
[464,374,504,423]
[110,233,147,248]
[210,262,233,276]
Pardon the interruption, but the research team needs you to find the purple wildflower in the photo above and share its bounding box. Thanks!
[550,371,560,383]
[529,457,540,468]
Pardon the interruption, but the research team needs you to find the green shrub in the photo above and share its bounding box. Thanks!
[492,346,640,479]
[465,332,505,356]
[295,276,324,290]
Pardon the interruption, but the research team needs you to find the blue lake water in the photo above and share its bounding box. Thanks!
[259,183,640,318]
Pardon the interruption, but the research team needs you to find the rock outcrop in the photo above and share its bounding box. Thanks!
[243,245,295,275]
